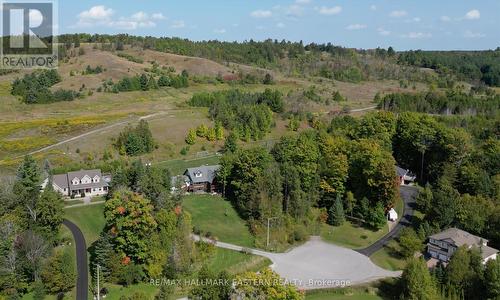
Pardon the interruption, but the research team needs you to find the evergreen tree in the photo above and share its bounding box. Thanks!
[401,257,439,300]
[185,128,197,145]
[224,132,238,152]
[14,155,41,223]
[215,122,224,140]
[328,194,345,226]
[35,186,64,238]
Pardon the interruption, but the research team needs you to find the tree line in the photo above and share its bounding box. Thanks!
[11,70,79,104]
[378,89,500,116]
[0,156,72,299]
[397,49,500,87]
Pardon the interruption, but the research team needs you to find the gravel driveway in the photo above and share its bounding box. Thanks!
[195,235,401,290]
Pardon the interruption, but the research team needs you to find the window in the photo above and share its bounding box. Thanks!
[194,171,202,178]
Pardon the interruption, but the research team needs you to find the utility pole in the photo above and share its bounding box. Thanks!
[96,264,100,300]
[266,217,278,249]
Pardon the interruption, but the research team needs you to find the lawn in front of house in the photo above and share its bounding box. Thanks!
[320,221,388,249]
[370,240,407,271]
[182,194,254,248]
[64,202,106,245]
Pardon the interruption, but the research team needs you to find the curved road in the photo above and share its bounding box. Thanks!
[356,185,419,256]
[63,219,88,300]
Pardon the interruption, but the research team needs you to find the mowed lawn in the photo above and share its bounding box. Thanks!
[182,194,255,248]
[370,240,406,271]
[321,221,388,249]
[64,203,106,244]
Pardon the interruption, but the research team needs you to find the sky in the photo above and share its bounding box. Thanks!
[56,0,500,51]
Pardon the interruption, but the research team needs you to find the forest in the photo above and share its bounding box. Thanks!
[378,89,500,116]
[398,49,500,86]
[188,89,283,141]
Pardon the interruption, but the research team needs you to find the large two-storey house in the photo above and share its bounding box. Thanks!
[42,169,111,198]
[427,228,498,264]
[183,165,220,193]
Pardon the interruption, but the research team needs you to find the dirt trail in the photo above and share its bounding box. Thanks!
[19,111,167,158]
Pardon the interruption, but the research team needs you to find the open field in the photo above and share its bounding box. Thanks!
[321,221,388,249]
[182,194,255,248]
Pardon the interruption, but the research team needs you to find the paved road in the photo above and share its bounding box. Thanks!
[63,219,89,300]
[356,185,419,256]
[194,235,400,290]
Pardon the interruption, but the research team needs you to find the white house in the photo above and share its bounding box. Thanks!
[387,208,398,221]
[42,169,111,198]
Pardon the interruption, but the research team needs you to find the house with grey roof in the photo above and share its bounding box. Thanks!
[427,227,498,264]
[42,169,111,198]
[396,166,416,185]
[183,165,220,193]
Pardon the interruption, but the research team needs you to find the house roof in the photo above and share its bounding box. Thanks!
[478,245,499,259]
[184,165,220,184]
[429,228,488,247]
[52,174,69,190]
[66,169,108,192]
[396,166,408,177]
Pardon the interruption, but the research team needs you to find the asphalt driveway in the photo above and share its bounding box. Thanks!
[357,185,419,256]
[63,219,89,300]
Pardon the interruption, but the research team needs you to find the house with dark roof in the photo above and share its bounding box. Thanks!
[183,165,220,193]
[427,227,498,264]
[42,169,111,198]
[396,166,416,185]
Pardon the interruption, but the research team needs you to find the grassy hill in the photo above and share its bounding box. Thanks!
[0,44,428,176]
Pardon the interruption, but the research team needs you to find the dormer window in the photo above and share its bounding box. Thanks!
[93,175,100,183]
[194,171,203,178]
[72,177,79,185]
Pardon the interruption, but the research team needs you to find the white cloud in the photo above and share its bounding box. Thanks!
[464,30,485,38]
[286,4,304,17]
[402,32,432,39]
[377,27,390,36]
[74,7,164,29]
[370,5,377,11]
[78,5,114,21]
[151,13,166,20]
[318,6,342,15]
[250,10,272,18]
[277,22,286,28]
[295,0,311,4]
[390,10,407,18]
[131,11,148,21]
[465,9,480,20]
[213,28,226,34]
[170,20,185,29]
[440,15,451,22]
[346,24,367,30]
